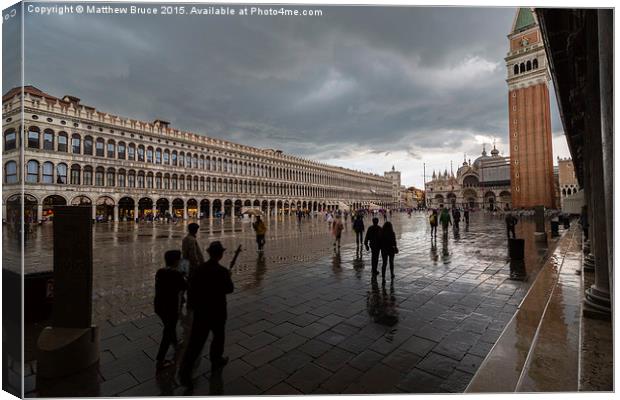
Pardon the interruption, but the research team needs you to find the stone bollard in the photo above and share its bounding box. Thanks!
[550,220,560,237]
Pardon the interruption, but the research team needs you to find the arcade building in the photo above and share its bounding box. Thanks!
[2,86,395,223]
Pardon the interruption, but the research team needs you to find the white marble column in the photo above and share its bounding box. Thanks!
[112,205,118,222]
[37,204,43,223]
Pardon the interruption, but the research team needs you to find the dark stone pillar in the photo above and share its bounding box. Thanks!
[597,9,613,312]
[582,11,611,318]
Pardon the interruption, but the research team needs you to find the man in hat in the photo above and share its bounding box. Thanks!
[179,241,234,387]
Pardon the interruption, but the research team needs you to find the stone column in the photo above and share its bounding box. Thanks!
[91,206,96,221]
[183,202,188,221]
[112,205,118,222]
[151,204,157,219]
[133,205,138,221]
[37,204,43,223]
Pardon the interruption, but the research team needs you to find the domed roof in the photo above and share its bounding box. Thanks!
[473,145,491,167]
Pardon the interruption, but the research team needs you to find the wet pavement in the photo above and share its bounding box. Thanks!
[14,212,565,395]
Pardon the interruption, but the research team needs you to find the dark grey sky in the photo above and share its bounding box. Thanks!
[3,3,566,186]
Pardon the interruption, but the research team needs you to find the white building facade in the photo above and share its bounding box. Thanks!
[2,86,394,223]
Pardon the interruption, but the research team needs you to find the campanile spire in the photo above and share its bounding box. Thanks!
[505,7,555,208]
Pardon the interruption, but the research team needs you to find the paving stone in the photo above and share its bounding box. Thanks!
[440,369,474,393]
[456,353,485,374]
[272,332,308,352]
[242,345,285,367]
[269,350,314,374]
[351,362,403,393]
[100,373,139,396]
[220,358,254,385]
[237,332,278,351]
[397,368,447,393]
[416,352,460,379]
[381,350,421,373]
[245,364,288,391]
[298,339,332,358]
[285,363,332,393]
[264,382,303,395]
[223,377,262,395]
[239,320,275,336]
[314,347,356,372]
[399,335,437,357]
[315,330,348,346]
[347,349,384,372]
[319,365,363,393]
[266,322,299,338]
[295,321,331,339]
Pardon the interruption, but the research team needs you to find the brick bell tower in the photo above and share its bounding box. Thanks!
[505,8,555,209]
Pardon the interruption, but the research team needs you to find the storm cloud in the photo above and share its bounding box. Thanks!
[4,4,565,186]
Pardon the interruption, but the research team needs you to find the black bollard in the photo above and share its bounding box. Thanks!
[508,238,525,260]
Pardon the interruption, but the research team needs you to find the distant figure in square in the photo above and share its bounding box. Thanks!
[154,250,187,371]
[252,216,267,252]
[380,221,398,283]
[182,223,204,273]
[439,207,452,236]
[505,212,518,239]
[364,217,382,276]
[179,241,234,387]
[429,209,438,237]
[464,208,470,225]
[353,214,365,248]
[452,207,461,231]
[332,216,344,250]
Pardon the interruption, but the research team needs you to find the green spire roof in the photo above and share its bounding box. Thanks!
[513,8,536,32]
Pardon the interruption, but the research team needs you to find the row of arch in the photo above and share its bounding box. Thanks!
[7,159,389,201]
[513,58,539,75]
[5,126,392,191]
[431,189,512,211]
[4,193,388,223]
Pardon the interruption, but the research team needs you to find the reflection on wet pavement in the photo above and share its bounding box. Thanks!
[15,212,568,395]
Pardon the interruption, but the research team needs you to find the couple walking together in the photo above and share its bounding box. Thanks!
[363,217,398,283]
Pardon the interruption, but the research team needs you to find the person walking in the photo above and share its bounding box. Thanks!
[154,250,187,371]
[332,216,344,250]
[182,223,205,273]
[452,207,461,231]
[353,214,365,248]
[429,209,438,238]
[464,208,470,225]
[505,212,518,239]
[364,218,382,276]
[179,241,234,387]
[379,221,398,283]
[252,216,267,252]
[439,207,452,236]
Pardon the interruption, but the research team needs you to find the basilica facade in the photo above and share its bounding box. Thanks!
[426,146,512,210]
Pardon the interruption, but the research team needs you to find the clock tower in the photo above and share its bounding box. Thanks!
[505,8,555,209]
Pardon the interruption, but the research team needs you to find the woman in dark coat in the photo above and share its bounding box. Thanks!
[380,222,398,283]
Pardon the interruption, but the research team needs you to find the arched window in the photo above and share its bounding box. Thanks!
[192,155,198,169]
[96,138,105,156]
[107,140,115,158]
[172,151,178,166]
[155,173,162,189]
[95,167,105,186]
[179,176,185,190]
[128,170,136,187]
[28,126,40,148]
[185,154,191,168]
[117,142,126,159]
[56,163,68,184]
[106,168,115,186]
[43,129,54,150]
[26,160,39,183]
[163,174,170,189]
[128,143,135,160]
[42,162,54,183]
[84,136,93,155]
[4,161,17,183]
[137,145,145,161]
[513,64,519,75]
[58,132,68,152]
[163,150,170,165]
[155,148,162,164]
[118,169,126,187]
[532,58,538,69]
[526,60,532,71]
[70,164,81,185]
[146,147,154,163]
[179,152,185,167]
[172,174,178,190]
[72,133,81,154]
[520,63,525,73]
[146,172,154,188]
[83,166,93,185]
[4,129,16,151]
[137,171,145,188]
